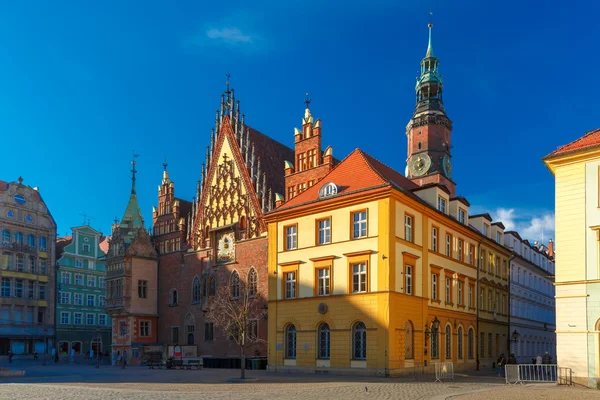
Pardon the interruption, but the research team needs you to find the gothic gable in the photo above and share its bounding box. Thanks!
[125,229,158,259]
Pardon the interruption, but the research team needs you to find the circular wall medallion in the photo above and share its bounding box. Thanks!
[25,215,32,222]
[14,194,26,205]
[84,237,89,242]
[317,303,328,315]
[7,211,14,218]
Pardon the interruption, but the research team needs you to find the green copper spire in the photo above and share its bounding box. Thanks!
[426,23,434,58]
[120,153,144,233]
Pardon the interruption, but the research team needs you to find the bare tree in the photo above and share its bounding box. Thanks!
[206,274,264,379]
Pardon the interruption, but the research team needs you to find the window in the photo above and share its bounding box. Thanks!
[61,312,70,324]
[468,329,474,359]
[457,281,463,305]
[458,327,463,359]
[483,224,489,236]
[82,244,90,253]
[1,278,11,297]
[15,254,24,272]
[487,332,492,356]
[319,183,338,198]
[38,284,46,300]
[99,278,105,289]
[445,277,451,303]
[171,326,179,343]
[438,196,447,213]
[99,296,105,307]
[138,280,147,298]
[74,313,82,325]
[39,237,47,251]
[431,324,439,359]
[247,320,258,341]
[352,321,367,360]
[285,271,296,299]
[192,277,201,303]
[317,268,330,296]
[87,295,95,307]
[404,321,414,359]
[458,239,463,262]
[140,321,150,337]
[431,274,438,300]
[405,214,413,242]
[501,294,506,314]
[39,258,47,275]
[2,251,12,270]
[317,219,331,245]
[27,234,36,247]
[458,208,465,224]
[88,261,95,270]
[405,265,413,295]
[74,293,83,305]
[496,231,502,243]
[495,256,500,276]
[494,293,499,313]
[209,277,216,296]
[88,276,96,287]
[352,210,367,239]
[285,324,296,359]
[479,288,484,310]
[248,268,258,297]
[99,315,107,326]
[469,245,474,265]
[445,325,451,359]
[204,322,214,341]
[170,289,178,306]
[1,230,10,244]
[230,271,240,298]
[432,227,438,252]
[488,290,492,311]
[317,323,330,359]
[445,234,452,257]
[72,273,82,286]
[352,263,367,293]
[15,232,23,245]
[15,279,23,297]
[61,272,71,285]
[480,332,485,357]
[37,309,45,324]
[27,281,34,299]
[285,225,297,250]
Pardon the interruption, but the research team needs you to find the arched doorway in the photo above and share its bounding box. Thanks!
[91,337,102,356]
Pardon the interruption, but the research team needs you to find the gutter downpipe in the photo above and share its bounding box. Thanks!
[475,238,484,371]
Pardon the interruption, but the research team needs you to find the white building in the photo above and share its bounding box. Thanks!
[505,231,556,363]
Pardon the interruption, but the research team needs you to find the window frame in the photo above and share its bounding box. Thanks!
[404,213,414,243]
[458,208,466,224]
[445,234,452,257]
[431,273,439,301]
[350,262,368,294]
[432,226,438,252]
[315,266,331,296]
[285,324,297,359]
[140,320,150,337]
[281,265,298,300]
[317,323,331,360]
[350,209,368,240]
[405,264,413,295]
[352,321,367,360]
[284,224,298,251]
[437,196,447,213]
[316,217,332,245]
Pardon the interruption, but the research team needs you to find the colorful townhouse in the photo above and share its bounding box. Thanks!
[55,224,111,357]
[544,128,600,387]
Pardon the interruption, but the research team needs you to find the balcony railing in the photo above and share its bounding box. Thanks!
[0,242,38,254]
[105,296,130,308]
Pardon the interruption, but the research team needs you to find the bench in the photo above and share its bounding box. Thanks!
[148,360,163,369]
[185,359,203,370]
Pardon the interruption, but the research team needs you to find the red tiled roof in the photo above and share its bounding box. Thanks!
[546,128,600,158]
[99,236,110,254]
[276,148,416,210]
[55,236,73,259]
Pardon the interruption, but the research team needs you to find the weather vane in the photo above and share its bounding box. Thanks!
[162,157,168,171]
[304,92,311,109]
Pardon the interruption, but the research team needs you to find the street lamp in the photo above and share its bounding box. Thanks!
[95,326,101,369]
[42,328,48,366]
[424,316,441,346]
[509,330,520,361]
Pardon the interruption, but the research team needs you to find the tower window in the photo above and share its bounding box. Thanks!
[418,142,422,150]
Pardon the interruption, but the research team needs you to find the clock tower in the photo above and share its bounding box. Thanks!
[406,23,455,196]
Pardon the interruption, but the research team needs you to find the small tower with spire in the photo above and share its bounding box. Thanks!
[283,93,334,202]
[405,22,455,196]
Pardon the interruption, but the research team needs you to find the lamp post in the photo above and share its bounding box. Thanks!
[509,330,520,362]
[424,316,441,356]
[42,328,48,366]
[95,326,101,369]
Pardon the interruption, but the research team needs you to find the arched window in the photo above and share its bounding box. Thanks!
[201,276,207,297]
[230,271,240,298]
[170,289,178,306]
[404,321,414,360]
[1,252,12,270]
[27,234,36,248]
[209,277,216,296]
[445,325,452,359]
[468,328,474,359]
[192,277,201,303]
[39,237,47,251]
[457,327,464,359]
[15,232,23,245]
[285,324,296,359]
[1,230,10,244]
[248,268,258,297]
[318,323,330,359]
[352,321,367,360]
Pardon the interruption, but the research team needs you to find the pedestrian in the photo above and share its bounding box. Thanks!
[121,350,128,369]
[33,350,38,361]
[496,353,506,377]
[8,350,12,364]
[508,353,517,364]
[542,351,551,364]
[116,350,121,366]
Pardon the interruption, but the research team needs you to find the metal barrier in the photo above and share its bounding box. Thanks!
[434,362,454,382]
[557,367,573,386]
[505,364,560,385]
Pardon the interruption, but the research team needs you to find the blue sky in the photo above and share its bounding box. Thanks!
[1,0,597,243]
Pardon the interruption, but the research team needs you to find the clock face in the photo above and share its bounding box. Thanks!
[409,154,431,177]
[442,155,453,178]
[217,232,235,262]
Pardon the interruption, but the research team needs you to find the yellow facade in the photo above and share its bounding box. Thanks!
[266,176,510,375]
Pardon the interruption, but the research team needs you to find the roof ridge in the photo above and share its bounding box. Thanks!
[355,150,391,186]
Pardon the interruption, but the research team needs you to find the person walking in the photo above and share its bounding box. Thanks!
[121,350,128,369]
[8,350,13,364]
[33,350,38,361]
[496,353,506,377]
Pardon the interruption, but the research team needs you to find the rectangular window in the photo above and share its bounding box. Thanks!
[432,274,438,300]
[99,314,107,326]
[469,245,474,265]
[86,313,94,325]
[352,263,367,293]
[458,208,465,223]
[28,281,34,299]
[285,225,298,250]
[76,259,83,268]
[494,293,499,313]
[99,296,106,307]
[458,281,463,305]
[458,239,464,262]
[432,227,438,252]
[39,258,47,275]
[496,231,502,244]
[140,321,150,337]
[480,332,485,357]
[38,284,46,300]
[88,276,96,287]
[75,274,83,286]
[74,293,83,306]
[99,277,106,288]
[15,279,23,298]
[501,294,506,314]
[483,224,489,236]
[204,322,214,341]
[61,312,70,324]
[61,272,71,284]
[1,278,11,297]
[317,219,331,245]
[479,288,484,310]
[352,211,367,239]
[469,285,474,308]
[487,333,492,356]
[445,277,451,303]
[82,244,90,253]
[438,196,447,213]
[37,309,45,324]
[405,265,413,295]
[488,290,492,311]
[171,326,179,343]
[248,319,258,340]
[405,214,413,242]
[60,292,70,304]
[74,313,82,325]
[88,261,95,270]
[87,294,95,307]
[285,272,296,299]
[445,234,452,257]
[138,280,147,298]
[317,268,330,296]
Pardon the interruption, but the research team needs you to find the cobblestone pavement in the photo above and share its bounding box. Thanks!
[0,361,597,399]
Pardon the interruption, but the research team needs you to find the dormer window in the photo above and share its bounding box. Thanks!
[496,232,502,244]
[319,182,338,199]
[437,196,447,213]
[483,224,489,236]
[458,208,465,224]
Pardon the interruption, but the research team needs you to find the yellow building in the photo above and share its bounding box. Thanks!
[265,149,509,375]
[543,128,600,387]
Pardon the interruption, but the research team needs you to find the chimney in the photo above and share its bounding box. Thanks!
[547,239,554,257]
